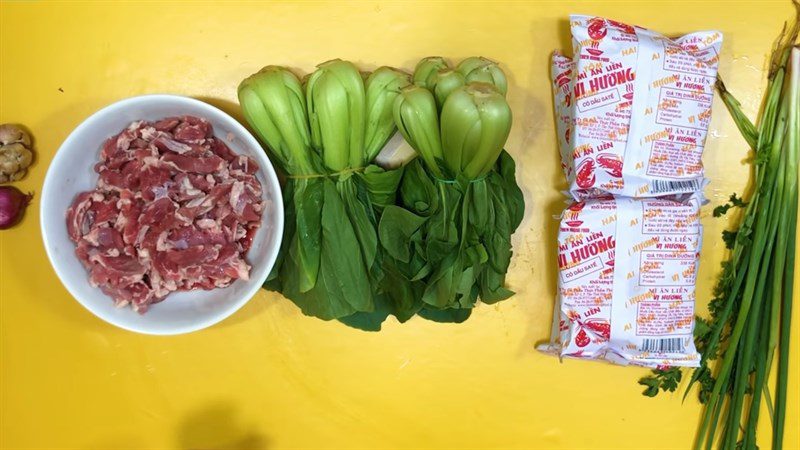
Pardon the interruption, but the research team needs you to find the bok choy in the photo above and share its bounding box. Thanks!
[378,57,524,321]
[239,61,410,323]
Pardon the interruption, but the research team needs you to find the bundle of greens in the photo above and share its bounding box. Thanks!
[639,8,799,450]
[377,57,524,322]
[238,61,410,322]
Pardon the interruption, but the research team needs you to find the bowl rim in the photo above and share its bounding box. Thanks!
[40,94,284,335]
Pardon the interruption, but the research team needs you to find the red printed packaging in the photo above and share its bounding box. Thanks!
[540,195,703,367]
[552,16,723,199]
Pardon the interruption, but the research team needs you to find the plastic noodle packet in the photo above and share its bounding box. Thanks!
[553,16,722,200]
[539,194,703,367]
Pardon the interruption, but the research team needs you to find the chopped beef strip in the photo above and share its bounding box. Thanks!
[66,116,263,313]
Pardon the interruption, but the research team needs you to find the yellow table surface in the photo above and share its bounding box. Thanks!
[1,1,799,449]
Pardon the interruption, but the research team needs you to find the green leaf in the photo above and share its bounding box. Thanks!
[399,159,439,216]
[360,165,404,212]
[639,368,683,398]
[713,193,747,217]
[468,180,490,233]
[480,268,515,304]
[338,294,393,332]
[418,306,472,323]
[379,206,427,263]
[319,180,373,311]
[338,176,378,271]
[291,179,324,292]
[283,180,373,320]
[722,229,738,249]
[264,179,296,291]
[639,377,661,397]
[380,261,424,322]
[422,251,462,308]
[497,150,525,230]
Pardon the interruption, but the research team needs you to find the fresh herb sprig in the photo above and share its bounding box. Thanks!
[638,6,799,450]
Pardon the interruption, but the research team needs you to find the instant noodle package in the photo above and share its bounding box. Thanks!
[541,15,723,367]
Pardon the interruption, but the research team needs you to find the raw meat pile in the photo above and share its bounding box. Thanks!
[66,116,263,312]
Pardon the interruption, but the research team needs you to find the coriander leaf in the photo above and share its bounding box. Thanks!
[639,368,683,397]
[722,229,739,249]
[713,204,731,217]
[729,193,746,208]
[639,376,661,397]
[713,193,748,217]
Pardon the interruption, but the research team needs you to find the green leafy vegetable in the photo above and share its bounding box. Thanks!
[412,56,449,90]
[432,69,466,109]
[712,193,747,217]
[456,57,508,96]
[378,56,524,318]
[239,61,410,325]
[639,367,682,397]
[241,56,523,329]
[721,230,738,250]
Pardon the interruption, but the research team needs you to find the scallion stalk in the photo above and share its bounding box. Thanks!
[640,8,799,450]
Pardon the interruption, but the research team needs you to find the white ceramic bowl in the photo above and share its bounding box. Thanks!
[41,95,284,335]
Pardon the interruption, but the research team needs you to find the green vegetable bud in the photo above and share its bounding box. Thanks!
[440,83,512,179]
[238,66,315,174]
[456,57,508,96]
[412,56,449,90]
[432,69,466,110]
[393,85,444,177]
[306,59,366,171]
[455,57,492,76]
[364,67,411,161]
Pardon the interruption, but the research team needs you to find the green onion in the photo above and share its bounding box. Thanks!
[773,46,798,450]
[639,8,799,450]
[715,79,758,149]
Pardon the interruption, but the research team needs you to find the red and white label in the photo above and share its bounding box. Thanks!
[542,195,702,368]
[550,16,722,200]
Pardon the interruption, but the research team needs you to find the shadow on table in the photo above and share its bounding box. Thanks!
[177,401,270,450]
[83,436,148,450]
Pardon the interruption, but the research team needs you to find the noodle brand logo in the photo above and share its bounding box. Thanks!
[557,231,615,268]
[573,63,634,97]
[608,19,636,35]
[588,18,607,40]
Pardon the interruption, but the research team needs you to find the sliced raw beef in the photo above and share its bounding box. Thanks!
[66,116,263,313]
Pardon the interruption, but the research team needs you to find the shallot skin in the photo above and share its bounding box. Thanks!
[0,186,32,229]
